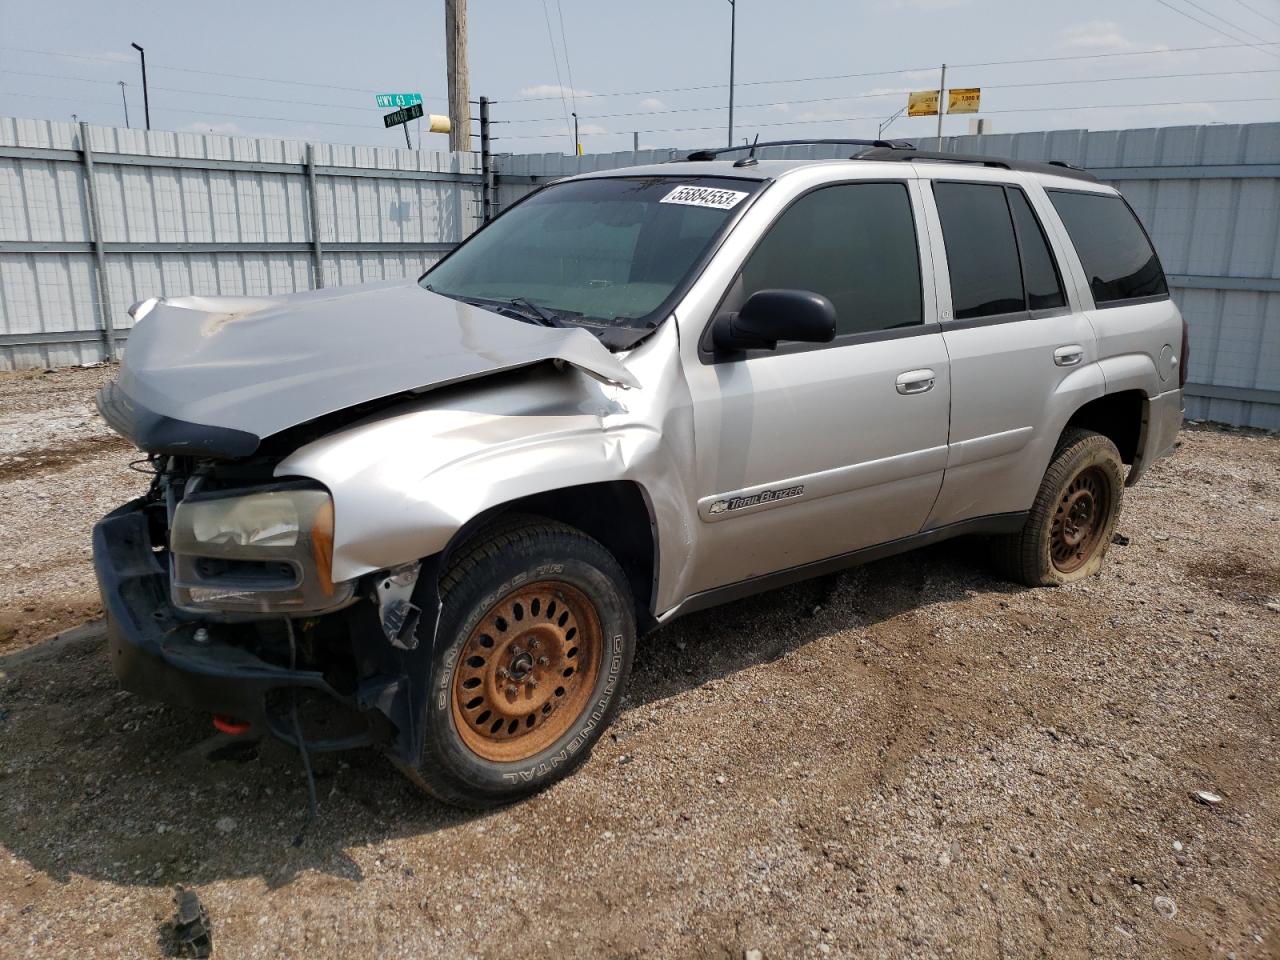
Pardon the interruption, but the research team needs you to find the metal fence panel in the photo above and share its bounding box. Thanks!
[0,117,481,369]
[1,116,1276,429]
[488,124,1280,430]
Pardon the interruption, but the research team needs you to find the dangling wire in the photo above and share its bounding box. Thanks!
[285,617,318,845]
[539,0,573,153]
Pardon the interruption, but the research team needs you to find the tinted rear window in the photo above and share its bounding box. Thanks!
[1047,190,1168,305]
[1007,188,1066,311]
[933,182,1025,320]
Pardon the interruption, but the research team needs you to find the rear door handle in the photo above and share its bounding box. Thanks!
[895,369,936,395]
[1054,345,1084,367]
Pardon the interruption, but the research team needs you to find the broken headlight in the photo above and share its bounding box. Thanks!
[169,486,353,615]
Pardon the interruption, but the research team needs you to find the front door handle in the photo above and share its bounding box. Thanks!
[1054,345,1084,367]
[896,369,936,395]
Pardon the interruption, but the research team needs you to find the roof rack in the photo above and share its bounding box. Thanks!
[679,138,1099,184]
[852,145,1099,183]
[684,138,916,162]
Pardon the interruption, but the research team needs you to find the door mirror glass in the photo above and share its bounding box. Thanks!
[712,288,837,352]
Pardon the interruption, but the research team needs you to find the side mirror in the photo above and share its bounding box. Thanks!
[712,289,837,352]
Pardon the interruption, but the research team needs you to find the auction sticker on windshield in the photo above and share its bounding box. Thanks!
[660,185,749,209]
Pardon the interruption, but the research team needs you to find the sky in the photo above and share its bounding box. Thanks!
[1,0,1278,155]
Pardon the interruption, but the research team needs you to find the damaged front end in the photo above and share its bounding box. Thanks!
[92,455,440,761]
[90,280,649,764]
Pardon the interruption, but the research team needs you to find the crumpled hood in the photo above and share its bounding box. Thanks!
[98,280,639,457]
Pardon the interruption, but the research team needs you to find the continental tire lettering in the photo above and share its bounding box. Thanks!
[436,645,461,710]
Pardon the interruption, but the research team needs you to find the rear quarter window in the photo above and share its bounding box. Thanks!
[1047,190,1168,306]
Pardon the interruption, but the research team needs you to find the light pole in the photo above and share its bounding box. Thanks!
[727,0,736,147]
[130,43,150,130]
[878,106,905,139]
[118,81,130,128]
[572,111,579,155]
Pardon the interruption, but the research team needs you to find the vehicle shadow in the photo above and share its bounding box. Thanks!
[0,537,1023,890]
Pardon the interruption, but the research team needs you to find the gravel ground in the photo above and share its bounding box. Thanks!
[0,366,1277,959]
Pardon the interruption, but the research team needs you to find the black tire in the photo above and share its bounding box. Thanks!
[991,428,1125,587]
[400,517,636,808]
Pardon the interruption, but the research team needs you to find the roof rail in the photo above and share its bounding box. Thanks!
[684,138,916,161]
[852,145,1099,183]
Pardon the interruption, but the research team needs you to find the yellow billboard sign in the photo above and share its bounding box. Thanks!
[907,89,940,117]
[948,88,982,115]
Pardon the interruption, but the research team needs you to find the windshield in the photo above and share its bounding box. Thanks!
[420,176,761,341]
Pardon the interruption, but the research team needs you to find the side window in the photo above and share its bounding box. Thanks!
[933,182,1025,320]
[1006,188,1066,311]
[1047,190,1169,305]
[739,182,922,336]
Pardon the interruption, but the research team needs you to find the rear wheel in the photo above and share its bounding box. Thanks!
[992,429,1125,586]
[403,518,635,807]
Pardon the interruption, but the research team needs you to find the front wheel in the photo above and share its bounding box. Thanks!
[991,428,1125,586]
[402,518,636,808]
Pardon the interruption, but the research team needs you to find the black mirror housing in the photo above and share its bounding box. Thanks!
[712,289,837,352]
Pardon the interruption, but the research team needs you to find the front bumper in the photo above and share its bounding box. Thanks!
[92,499,372,749]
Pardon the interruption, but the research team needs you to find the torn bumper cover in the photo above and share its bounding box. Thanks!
[93,499,382,750]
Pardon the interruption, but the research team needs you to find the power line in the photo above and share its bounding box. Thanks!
[1226,0,1280,30]
[497,39,1280,104]
[1179,0,1280,36]
[953,38,1279,67]
[0,89,394,131]
[983,66,1280,88]
[9,57,1276,131]
[0,45,447,99]
[538,0,573,148]
[504,95,1280,140]
[4,38,1279,113]
[554,0,579,118]
[1151,0,1280,60]
[0,69,383,113]
[499,67,1280,125]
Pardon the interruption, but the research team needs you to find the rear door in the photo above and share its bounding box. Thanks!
[1042,187,1183,395]
[681,177,951,595]
[921,172,1101,528]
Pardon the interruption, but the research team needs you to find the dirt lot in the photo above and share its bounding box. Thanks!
[0,366,1276,959]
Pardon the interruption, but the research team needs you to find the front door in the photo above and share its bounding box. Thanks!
[683,178,951,596]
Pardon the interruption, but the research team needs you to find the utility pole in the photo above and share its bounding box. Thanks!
[118,81,130,128]
[479,96,493,222]
[935,63,946,151]
[445,0,471,152]
[726,0,736,147]
[130,43,150,130]
[572,111,579,155]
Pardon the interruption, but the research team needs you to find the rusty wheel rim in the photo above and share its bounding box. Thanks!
[451,580,603,763]
[1050,465,1110,574]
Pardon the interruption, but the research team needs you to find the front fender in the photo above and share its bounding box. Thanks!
[275,324,696,606]
[276,398,637,582]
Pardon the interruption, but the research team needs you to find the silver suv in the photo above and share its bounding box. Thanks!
[93,142,1186,807]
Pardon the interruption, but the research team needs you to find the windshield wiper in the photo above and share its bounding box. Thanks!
[423,285,566,328]
[505,297,561,327]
